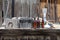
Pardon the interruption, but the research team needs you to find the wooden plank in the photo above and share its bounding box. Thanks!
[0,29,60,40]
[0,0,2,27]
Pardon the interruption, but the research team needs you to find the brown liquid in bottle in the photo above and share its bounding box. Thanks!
[33,18,37,29]
[42,19,44,28]
[33,18,40,29]
[37,19,40,28]
[33,20,37,29]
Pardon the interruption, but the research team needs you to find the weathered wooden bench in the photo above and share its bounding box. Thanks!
[0,29,60,40]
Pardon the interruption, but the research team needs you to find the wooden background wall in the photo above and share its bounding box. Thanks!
[38,0,60,23]
[57,0,60,22]
[0,0,2,27]
[1,0,60,23]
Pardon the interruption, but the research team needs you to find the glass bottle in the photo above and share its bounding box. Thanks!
[32,18,37,29]
[42,19,44,28]
[37,18,40,28]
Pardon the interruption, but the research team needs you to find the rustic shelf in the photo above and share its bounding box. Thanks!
[0,29,60,40]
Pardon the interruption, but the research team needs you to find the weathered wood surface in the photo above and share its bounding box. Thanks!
[0,29,60,40]
[0,29,60,36]
[0,0,2,27]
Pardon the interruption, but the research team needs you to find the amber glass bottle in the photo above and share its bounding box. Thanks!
[37,18,40,28]
[42,19,44,28]
[33,20,37,29]
[32,18,37,29]
[32,18,40,29]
